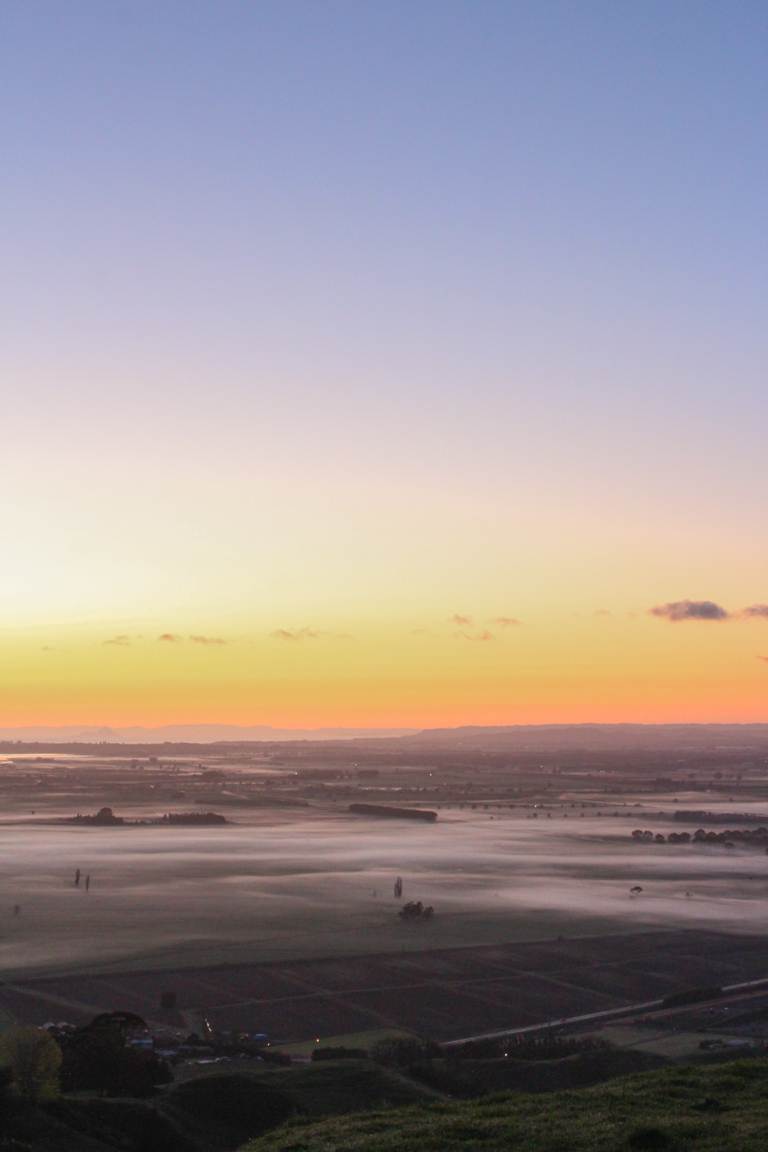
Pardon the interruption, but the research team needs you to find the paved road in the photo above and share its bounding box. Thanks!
[442,974,768,1048]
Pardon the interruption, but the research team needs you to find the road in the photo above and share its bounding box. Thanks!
[442,974,768,1048]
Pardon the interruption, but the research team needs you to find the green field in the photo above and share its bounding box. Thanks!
[243,1059,768,1152]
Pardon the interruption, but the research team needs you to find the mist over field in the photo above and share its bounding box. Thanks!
[4,733,768,1114]
[4,787,768,976]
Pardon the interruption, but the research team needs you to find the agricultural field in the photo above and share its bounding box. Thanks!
[4,929,768,1045]
[3,737,768,1046]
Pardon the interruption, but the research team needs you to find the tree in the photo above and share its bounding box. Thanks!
[0,1027,61,1102]
[60,1017,172,1097]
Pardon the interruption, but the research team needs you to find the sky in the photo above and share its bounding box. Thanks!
[1,0,767,729]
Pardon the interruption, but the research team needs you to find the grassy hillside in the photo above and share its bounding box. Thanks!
[0,1096,195,1152]
[243,1058,768,1152]
[0,1060,437,1152]
[234,1059,441,1115]
[159,1061,438,1148]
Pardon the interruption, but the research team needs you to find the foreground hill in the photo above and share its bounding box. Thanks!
[0,1061,437,1152]
[243,1059,768,1152]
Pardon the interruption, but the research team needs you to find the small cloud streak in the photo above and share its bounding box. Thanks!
[742,605,768,619]
[103,635,132,646]
[157,633,227,644]
[757,656,768,664]
[493,616,521,628]
[271,627,321,641]
[455,629,495,642]
[450,613,473,627]
[270,627,351,641]
[650,600,729,622]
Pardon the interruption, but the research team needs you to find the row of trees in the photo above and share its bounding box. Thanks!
[632,826,768,847]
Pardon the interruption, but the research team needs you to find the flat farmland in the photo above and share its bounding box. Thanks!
[5,753,768,1045]
[4,929,768,1044]
[5,798,768,977]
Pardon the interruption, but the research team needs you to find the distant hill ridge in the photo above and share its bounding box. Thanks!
[2,721,768,748]
[400,722,768,750]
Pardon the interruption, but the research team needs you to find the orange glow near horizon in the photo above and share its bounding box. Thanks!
[3,607,767,729]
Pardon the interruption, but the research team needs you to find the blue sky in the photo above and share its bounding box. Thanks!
[1,1,767,724]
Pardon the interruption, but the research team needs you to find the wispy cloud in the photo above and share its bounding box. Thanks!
[156,633,227,644]
[103,634,132,646]
[650,600,729,622]
[271,627,321,641]
[270,626,352,641]
[450,613,473,627]
[455,629,495,642]
[757,656,768,664]
[492,616,520,628]
[742,605,768,619]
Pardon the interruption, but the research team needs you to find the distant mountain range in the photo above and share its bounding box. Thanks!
[1,722,768,749]
[0,724,417,744]
[399,723,768,751]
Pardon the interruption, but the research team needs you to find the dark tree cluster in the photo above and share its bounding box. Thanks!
[398,900,434,921]
[454,1033,610,1061]
[53,1014,172,1097]
[371,1036,441,1067]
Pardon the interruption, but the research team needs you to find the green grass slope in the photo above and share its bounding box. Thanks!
[158,1061,437,1148]
[0,1096,195,1152]
[235,1059,442,1116]
[242,1058,768,1152]
[0,1061,437,1152]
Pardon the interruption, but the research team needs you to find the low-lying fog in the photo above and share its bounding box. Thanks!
[2,803,767,975]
